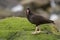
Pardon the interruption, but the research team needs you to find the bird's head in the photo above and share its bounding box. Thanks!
[26,8,31,15]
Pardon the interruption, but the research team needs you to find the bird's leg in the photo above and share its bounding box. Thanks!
[32,26,41,34]
[36,26,41,33]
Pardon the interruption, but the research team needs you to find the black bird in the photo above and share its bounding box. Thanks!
[25,8,57,34]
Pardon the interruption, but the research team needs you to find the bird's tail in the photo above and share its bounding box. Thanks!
[51,21,55,24]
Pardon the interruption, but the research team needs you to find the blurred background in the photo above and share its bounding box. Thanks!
[0,0,60,31]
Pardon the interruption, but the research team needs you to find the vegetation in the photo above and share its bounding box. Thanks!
[0,17,60,40]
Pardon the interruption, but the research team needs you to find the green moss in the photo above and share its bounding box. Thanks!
[0,17,60,40]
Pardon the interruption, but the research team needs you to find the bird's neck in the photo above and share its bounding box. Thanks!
[26,12,32,18]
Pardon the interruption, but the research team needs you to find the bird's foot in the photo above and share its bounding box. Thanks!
[37,31,41,34]
[32,31,41,34]
[32,31,37,34]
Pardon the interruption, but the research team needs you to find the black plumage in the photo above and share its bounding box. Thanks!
[25,8,59,34]
[26,8,54,26]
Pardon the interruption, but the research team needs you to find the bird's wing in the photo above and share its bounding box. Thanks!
[31,15,50,22]
[30,15,44,21]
